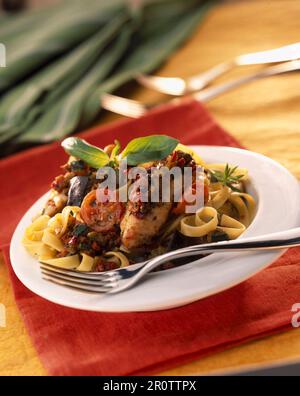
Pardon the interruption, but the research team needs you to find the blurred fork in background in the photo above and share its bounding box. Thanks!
[136,42,300,96]
[102,60,300,118]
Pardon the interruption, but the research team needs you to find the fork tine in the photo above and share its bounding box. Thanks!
[40,262,117,280]
[42,276,112,293]
[41,268,118,287]
[136,73,186,96]
[101,93,147,118]
[42,272,117,293]
[101,94,145,117]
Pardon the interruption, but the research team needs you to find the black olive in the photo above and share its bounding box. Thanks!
[67,176,89,207]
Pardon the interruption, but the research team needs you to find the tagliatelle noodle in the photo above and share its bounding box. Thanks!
[105,251,130,267]
[41,255,80,269]
[180,207,218,237]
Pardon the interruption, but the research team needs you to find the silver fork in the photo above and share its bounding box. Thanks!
[40,227,300,294]
[101,60,300,118]
[136,42,300,95]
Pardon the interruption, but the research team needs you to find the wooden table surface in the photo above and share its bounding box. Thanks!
[1,0,300,375]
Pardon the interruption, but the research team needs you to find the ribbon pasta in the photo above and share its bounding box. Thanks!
[23,205,131,271]
[180,207,218,237]
[104,251,130,268]
[229,192,256,227]
[179,174,255,239]
[48,206,81,236]
[23,207,95,271]
[22,215,56,260]
[180,207,246,239]
[217,213,246,239]
[42,255,81,269]
[208,185,231,209]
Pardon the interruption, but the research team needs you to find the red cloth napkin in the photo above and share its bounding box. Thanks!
[1,100,299,376]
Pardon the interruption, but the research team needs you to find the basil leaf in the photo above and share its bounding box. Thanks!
[62,137,110,168]
[121,135,179,165]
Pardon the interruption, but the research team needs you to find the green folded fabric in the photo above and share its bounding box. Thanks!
[0,0,72,43]
[16,25,133,144]
[0,12,129,144]
[81,1,214,127]
[0,0,125,92]
[0,0,217,155]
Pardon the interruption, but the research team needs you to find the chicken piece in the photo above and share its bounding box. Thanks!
[120,202,172,250]
[44,192,67,216]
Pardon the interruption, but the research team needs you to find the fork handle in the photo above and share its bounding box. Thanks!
[193,60,300,103]
[187,42,300,92]
[112,227,300,293]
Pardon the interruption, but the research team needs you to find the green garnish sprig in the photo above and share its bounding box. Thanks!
[62,137,110,168]
[61,135,179,168]
[120,135,179,166]
[210,164,244,192]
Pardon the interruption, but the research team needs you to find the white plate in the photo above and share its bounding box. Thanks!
[10,146,300,312]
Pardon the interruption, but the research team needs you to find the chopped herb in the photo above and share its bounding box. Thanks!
[210,164,244,192]
[78,242,90,251]
[73,224,88,237]
[210,231,229,242]
[70,160,86,172]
